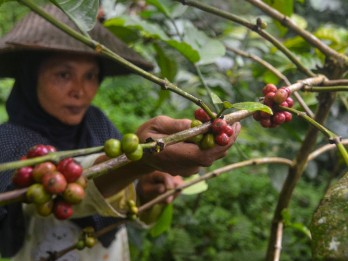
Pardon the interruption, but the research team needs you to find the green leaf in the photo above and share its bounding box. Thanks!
[50,0,99,32]
[154,43,178,82]
[211,92,223,105]
[182,22,225,65]
[150,204,173,237]
[167,40,200,63]
[263,0,293,16]
[0,0,15,6]
[146,0,171,18]
[182,174,208,195]
[231,102,273,115]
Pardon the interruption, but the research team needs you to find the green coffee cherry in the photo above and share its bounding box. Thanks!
[104,138,122,158]
[125,144,143,161]
[121,133,139,154]
[200,133,215,150]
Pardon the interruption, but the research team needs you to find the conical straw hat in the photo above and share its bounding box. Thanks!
[0,4,153,77]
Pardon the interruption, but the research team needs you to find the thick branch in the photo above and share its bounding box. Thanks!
[266,91,336,261]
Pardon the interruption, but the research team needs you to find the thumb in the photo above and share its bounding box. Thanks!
[154,116,191,135]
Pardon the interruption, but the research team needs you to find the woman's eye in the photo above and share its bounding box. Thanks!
[86,72,99,81]
[57,72,71,79]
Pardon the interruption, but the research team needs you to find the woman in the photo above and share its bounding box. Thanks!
[0,4,240,261]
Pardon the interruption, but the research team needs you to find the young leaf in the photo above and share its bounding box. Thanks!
[182,174,208,195]
[210,92,223,105]
[150,204,173,237]
[146,0,171,18]
[50,0,99,33]
[231,102,273,115]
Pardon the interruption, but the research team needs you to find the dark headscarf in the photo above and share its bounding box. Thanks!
[0,52,123,257]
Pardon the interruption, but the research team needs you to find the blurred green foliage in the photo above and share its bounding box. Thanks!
[0,0,347,260]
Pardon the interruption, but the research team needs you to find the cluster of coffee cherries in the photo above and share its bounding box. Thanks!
[75,227,97,250]
[253,83,294,128]
[12,144,87,220]
[187,108,234,149]
[104,133,143,161]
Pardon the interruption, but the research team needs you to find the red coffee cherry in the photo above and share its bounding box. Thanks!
[223,125,234,137]
[273,88,289,104]
[260,117,272,128]
[272,112,286,125]
[194,108,210,123]
[264,92,276,106]
[53,200,73,220]
[284,111,293,122]
[215,132,230,146]
[27,144,50,158]
[63,183,86,204]
[211,118,228,134]
[253,111,261,121]
[58,159,83,183]
[42,172,67,195]
[32,162,57,183]
[285,97,294,108]
[262,84,277,95]
[12,166,34,188]
[279,87,291,96]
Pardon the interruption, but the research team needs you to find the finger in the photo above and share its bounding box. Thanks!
[151,116,191,135]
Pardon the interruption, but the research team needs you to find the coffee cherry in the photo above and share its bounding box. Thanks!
[200,133,215,150]
[12,166,34,188]
[75,175,88,189]
[253,111,261,121]
[280,87,291,96]
[272,112,286,125]
[285,97,294,108]
[215,132,230,146]
[191,119,203,128]
[46,145,57,153]
[85,236,97,248]
[32,162,56,183]
[260,117,272,128]
[53,200,73,220]
[194,108,210,123]
[121,133,139,154]
[36,199,54,217]
[42,171,67,195]
[260,111,272,118]
[273,88,289,104]
[125,144,143,161]
[284,111,293,122]
[27,145,49,158]
[264,92,276,106]
[223,125,234,137]
[59,159,83,183]
[57,157,73,173]
[75,240,85,250]
[63,183,86,204]
[187,134,204,144]
[211,118,228,134]
[262,84,277,95]
[104,138,122,158]
[26,184,51,205]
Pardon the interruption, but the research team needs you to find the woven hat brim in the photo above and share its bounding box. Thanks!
[0,5,153,78]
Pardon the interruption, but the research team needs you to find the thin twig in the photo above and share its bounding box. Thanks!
[173,0,316,77]
[245,0,348,65]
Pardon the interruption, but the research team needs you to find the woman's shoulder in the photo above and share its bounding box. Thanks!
[0,122,49,161]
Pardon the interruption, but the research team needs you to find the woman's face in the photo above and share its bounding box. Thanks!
[37,53,100,125]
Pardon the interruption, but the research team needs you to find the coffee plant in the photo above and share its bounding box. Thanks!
[0,0,348,260]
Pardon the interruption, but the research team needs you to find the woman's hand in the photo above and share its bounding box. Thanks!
[136,171,184,204]
[137,115,241,177]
